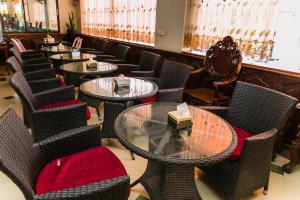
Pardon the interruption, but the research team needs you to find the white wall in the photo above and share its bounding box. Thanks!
[154,0,187,53]
[58,0,80,33]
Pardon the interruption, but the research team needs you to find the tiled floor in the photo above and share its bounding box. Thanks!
[0,68,300,200]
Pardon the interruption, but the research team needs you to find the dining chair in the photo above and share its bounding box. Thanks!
[10,72,91,142]
[7,56,61,93]
[96,44,130,64]
[72,37,83,49]
[200,81,297,200]
[117,51,162,77]
[0,108,130,200]
[81,39,108,54]
[11,38,43,59]
[142,60,192,103]
[185,36,242,106]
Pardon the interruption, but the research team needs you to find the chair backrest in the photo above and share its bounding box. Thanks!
[10,72,37,112]
[72,37,83,48]
[11,38,27,52]
[204,36,242,81]
[0,108,42,200]
[138,51,162,71]
[10,47,24,64]
[115,44,130,60]
[101,101,127,138]
[7,56,22,73]
[95,39,108,52]
[159,60,192,89]
[227,81,298,134]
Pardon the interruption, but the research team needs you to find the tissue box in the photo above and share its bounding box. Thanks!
[113,78,130,88]
[168,111,192,129]
[86,60,98,68]
[71,50,80,58]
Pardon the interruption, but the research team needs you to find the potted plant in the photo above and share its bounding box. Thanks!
[66,11,77,42]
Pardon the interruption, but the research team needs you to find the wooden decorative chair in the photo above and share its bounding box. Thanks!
[185,36,242,106]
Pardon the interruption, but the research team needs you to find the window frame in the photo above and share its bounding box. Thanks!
[1,0,60,33]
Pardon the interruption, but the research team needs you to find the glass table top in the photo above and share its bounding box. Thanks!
[50,53,96,61]
[41,46,77,53]
[61,61,118,75]
[115,103,237,164]
[80,77,159,101]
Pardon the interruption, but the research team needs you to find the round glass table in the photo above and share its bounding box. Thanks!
[60,61,117,87]
[80,77,159,102]
[41,46,77,54]
[114,103,237,200]
[50,53,96,62]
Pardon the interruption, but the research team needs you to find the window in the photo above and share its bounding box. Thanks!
[80,0,157,46]
[183,0,279,62]
[0,0,59,32]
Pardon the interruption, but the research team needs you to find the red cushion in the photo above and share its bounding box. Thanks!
[140,95,157,104]
[60,79,66,87]
[229,127,253,160]
[36,146,127,194]
[38,99,91,120]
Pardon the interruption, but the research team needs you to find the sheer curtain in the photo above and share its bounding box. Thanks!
[80,0,157,45]
[184,0,280,61]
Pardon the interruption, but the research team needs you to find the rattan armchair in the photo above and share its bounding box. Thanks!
[10,47,50,71]
[0,108,130,200]
[10,72,89,142]
[117,51,161,77]
[7,56,61,93]
[96,44,130,64]
[199,81,297,200]
[10,38,43,59]
[144,60,192,103]
[81,39,108,54]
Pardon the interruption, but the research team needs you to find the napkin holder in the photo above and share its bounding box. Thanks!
[86,60,98,69]
[113,78,130,89]
[57,43,65,50]
[168,111,192,130]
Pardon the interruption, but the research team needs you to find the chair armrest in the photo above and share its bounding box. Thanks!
[86,50,104,55]
[117,64,140,72]
[24,68,56,81]
[213,76,238,88]
[29,78,61,93]
[95,54,116,61]
[23,57,48,65]
[199,106,228,118]
[34,86,75,106]
[21,52,43,60]
[103,59,126,64]
[34,176,130,200]
[31,103,88,142]
[130,70,154,77]
[35,125,101,161]
[157,88,184,103]
[22,62,51,73]
[142,77,160,86]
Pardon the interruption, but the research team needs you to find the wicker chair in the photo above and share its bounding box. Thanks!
[81,39,108,54]
[10,72,89,142]
[9,47,51,69]
[10,38,43,59]
[117,51,162,77]
[101,101,135,160]
[7,56,61,93]
[0,108,130,200]
[199,81,297,200]
[96,44,130,64]
[144,60,192,103]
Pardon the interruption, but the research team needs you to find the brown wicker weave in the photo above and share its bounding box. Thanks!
[200,81,298,200]
[10,72,88,142]
[0,108,130,200]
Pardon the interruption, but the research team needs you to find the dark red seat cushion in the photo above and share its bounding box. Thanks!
[60,79,66,87]
[36,146,127,194]
[37,99,91,120]
[140,95,157,104]
[229,127,253,160]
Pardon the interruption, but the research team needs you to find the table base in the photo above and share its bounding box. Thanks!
[132,160,202,200]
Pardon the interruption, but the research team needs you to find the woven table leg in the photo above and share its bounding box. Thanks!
[137,160,201,200]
